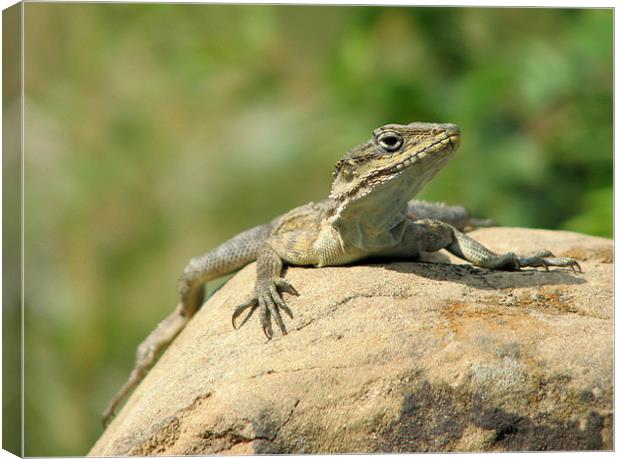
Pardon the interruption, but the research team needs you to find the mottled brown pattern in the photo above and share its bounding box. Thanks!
[103,122,579,427]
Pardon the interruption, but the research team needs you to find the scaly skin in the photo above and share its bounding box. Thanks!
[102,122,580,427]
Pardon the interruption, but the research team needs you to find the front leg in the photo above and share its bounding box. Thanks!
[232,245,298,339]
[399,219,581,272]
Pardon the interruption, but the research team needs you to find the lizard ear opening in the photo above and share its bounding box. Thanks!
[332,160,344,177]
[333,163,355,182]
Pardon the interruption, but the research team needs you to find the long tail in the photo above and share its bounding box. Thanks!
[102,223,271,427]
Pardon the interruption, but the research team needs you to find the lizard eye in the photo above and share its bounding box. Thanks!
[377,131,403,152]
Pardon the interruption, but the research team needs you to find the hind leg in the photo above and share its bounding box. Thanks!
[395,218,580,273]
[407,199,495,232]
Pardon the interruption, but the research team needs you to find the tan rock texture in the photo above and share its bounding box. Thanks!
[90,228,613,455]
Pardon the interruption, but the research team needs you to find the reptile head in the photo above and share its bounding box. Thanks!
[329,122,461,204]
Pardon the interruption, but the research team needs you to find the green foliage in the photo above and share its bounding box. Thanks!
[21,4,611,455]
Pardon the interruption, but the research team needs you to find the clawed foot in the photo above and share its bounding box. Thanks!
[232,278,299,339]
[505,250,582,273]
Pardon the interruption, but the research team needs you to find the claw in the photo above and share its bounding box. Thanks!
[232,298,258,330]
[269,285,294,318]
[275,278,299,296]
[285,285,299,296]
[517,251,582,273]
[236,304,258,330]
[545,257,582,273]
[262,323,273,340]
[268,287,289,334]
[231,278,298,337]
[278,301,294,319]
[259,298,273,339]
[269,302,288,335]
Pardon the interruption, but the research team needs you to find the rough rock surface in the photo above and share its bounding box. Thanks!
[90,228,613,455]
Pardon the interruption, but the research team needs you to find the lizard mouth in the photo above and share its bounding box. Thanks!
[329,124,461,204]
[382,131,460,175]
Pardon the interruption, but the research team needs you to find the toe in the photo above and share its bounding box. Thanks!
[232,298,258,329]
[267,297,287,335]
[259,297,273,339]
[275,278,299,296]
[269,285,294,319]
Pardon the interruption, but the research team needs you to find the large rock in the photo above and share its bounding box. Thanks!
[90,228,613,455]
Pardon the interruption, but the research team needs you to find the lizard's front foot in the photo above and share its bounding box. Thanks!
[496,250,582,273]
[232,278,298,339]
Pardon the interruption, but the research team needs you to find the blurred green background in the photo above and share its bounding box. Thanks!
[19,4,611,456]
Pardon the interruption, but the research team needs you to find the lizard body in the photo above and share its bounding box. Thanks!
[102,122,579,426]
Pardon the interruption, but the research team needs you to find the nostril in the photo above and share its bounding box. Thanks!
[444,124,460,136]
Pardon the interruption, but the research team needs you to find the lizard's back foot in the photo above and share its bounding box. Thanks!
[488,250,582,273]
[516,250,582,272]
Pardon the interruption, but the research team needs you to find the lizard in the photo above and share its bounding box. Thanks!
[102,121,580,427]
